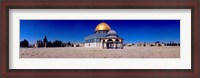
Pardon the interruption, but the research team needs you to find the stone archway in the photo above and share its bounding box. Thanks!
[107,39,113,49]
[102,38,123,49]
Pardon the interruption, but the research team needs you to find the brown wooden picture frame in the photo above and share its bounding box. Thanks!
[0,0,199,78]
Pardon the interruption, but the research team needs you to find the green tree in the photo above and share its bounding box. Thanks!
[20,39,29,47]
[47,41,53,47]
[43,35,48,47]
[43,35,48,43]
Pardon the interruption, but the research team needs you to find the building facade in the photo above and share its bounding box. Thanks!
[84,22,123,49]
[34,40,46,47]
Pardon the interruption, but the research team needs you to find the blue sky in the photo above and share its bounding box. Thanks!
[20,20,180,44]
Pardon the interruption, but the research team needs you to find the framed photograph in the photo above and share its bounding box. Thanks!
[1,0,199,78]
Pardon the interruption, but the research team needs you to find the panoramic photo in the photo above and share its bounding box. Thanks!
[20,20,180,58]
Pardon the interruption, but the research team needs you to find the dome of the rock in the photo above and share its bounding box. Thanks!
[95,22,111,32]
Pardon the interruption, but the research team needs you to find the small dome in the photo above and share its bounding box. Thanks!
[95,22,111,31]
[107,30,117,35]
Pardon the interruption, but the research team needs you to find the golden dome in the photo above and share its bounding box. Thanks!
[95,22,111,31]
